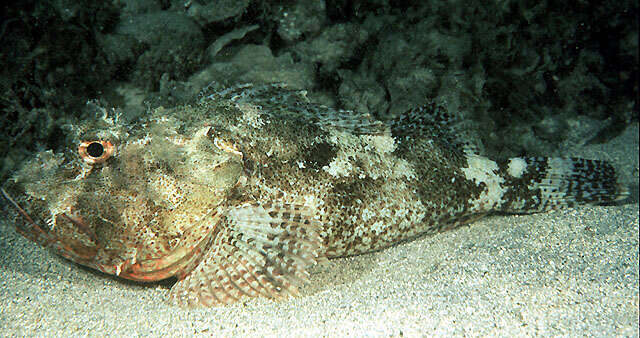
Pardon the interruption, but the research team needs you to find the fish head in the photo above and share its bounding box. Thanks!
[3,108,245,281]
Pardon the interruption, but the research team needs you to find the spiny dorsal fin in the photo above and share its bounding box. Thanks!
[169,202,324,307]
[202,82,389,136]
[308,108,389,136]
[391,102,482,155]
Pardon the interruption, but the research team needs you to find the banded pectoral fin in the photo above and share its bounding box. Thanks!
[169,202,325,307]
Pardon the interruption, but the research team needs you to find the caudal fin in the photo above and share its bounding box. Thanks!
[498,157,628,213]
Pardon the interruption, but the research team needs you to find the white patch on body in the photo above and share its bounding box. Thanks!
[461,155,506,210]
[362,135,396,154]
[323,155,353,177]
[238,102,265,129]
[507,157,527,178]
[323,132,400,180]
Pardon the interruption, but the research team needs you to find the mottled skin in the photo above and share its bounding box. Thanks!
[2,83,626,306]
[178,85,487,257]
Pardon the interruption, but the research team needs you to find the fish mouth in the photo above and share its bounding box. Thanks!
[113,218,219,282]
[1,187,100,266]
[2,187,219,282]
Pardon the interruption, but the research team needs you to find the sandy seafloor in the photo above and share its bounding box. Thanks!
[1,123,638,337]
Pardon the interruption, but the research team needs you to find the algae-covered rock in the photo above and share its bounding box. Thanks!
[276,0,327,43]
[0,0,636,183]
[115,11,205,90]
[184,0,251,26]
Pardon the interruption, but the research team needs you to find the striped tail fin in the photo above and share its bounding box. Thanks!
[497,157,628,213]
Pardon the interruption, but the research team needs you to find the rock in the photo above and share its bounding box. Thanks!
[185,0,250,26]
[277,0,327,43]
[116,11,205,90]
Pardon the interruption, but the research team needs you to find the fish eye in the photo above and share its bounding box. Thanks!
[78,140,115,165]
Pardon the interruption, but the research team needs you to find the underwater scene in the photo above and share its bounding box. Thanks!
[0,1,637,336]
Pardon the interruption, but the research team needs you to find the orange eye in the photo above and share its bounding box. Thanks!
[78,140,115,165]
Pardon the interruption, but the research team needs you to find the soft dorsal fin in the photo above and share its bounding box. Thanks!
[202,82,389,136]
[391,102,482,155]
[169,202,324,307]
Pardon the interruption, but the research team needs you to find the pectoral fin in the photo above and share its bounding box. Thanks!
[169,202,325,307]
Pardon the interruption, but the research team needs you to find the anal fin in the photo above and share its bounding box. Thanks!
[169,202,324,307]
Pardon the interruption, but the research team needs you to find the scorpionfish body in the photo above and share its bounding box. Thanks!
[2,83,627,306]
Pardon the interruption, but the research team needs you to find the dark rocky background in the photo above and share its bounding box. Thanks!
[0,0,637,181]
